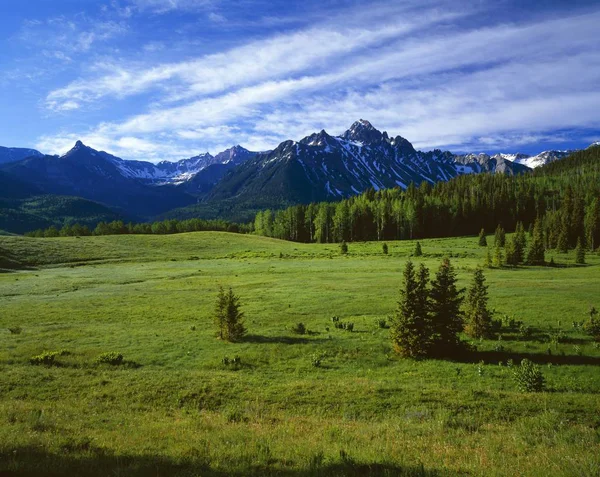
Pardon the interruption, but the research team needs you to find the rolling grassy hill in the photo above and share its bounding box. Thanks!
[0,232,599,476]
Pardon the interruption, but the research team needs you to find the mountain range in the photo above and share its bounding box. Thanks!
[0,120,593,231]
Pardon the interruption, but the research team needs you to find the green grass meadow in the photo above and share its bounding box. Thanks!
[1,232,599,476]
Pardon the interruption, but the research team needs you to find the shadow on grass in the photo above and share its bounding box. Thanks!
[0,447,451,477]
[243,334,315,344]
[464,350,600,366]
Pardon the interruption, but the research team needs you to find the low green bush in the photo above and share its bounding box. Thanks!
[513,359,545,392]
[30,351,59,366]
[291,322,306,335]
[95,352,124,365]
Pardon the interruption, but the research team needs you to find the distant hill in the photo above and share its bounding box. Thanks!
[0,142,196,219]
[0,146,43,165]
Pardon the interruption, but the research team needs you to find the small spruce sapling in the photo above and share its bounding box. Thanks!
[340,241,348,255]
[464,268,493,339]
[575,237,585,264]
[478,229,487,247]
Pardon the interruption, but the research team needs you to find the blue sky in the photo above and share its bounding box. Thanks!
[1,0,599,162]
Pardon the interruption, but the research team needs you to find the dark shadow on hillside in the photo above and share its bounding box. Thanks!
[0,447,455,477]
[242,334,314,344]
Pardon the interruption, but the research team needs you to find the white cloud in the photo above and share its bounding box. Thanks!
[207,12,226,23]
[44,8,463,112]
[129,0,216,13]
[36,2,600,160]
[17,14,128,60]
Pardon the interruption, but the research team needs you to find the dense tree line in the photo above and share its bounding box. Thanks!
[254,147,600,250]
[25,218,252,238]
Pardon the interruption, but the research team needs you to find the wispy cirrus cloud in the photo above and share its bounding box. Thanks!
[44,8,464,112]
[128,0,217,13]
[34,1,600,161]
[17,14,128,59]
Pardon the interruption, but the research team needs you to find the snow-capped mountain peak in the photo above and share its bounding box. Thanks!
[53,141,256,185]
[341,119,385,144]
[512,150,574,168]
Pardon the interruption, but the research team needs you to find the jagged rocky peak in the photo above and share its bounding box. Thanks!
[341,119,385,144]
[390,135,416,155]
[214,145,254,165]
[61,140,94,158]
[301,129,335,147]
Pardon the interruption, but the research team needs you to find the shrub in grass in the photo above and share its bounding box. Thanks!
[382,243,388,254]
[226,408,248,423]
[583,306,600,341]
[513,359,545,392]
[222,356,242,369]
[518,323,533,340]
[30,351,59,366]
[375,318,389,329]
[291,322,307,335]
[334,321,354,332]
[502,314,522,329]
[493,343,505,352]
[96,352,124,365]
[311,351,327,367]
[8,326,22,334]
[340,241,348,255]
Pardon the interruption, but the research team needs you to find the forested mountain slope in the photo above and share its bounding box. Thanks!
[253,146,600,248]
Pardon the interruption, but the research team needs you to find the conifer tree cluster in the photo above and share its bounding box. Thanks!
[391,258,468,357]
[494,225,506,247]
[214,286,246,342]
[391,260,495,357]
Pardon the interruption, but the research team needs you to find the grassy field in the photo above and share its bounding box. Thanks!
[0,232,599,476]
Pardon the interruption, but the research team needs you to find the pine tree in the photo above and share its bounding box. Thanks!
[429,258,464,355]
[526,218,545,265]
[484,248,492,268]
[416,263,431,341]
[514,222,527,263]
[575,237,586,264]
[505,236,518,266]
[494,225,506,247]
[478,228,487,247]
[414,241,423,257]
[223,287,246,342]
[464,268,493,339]
[390,261,429,357]
[586,197,600,251]
[493,245,503,268]
[557,225,569,253]
[214,286,228,340]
